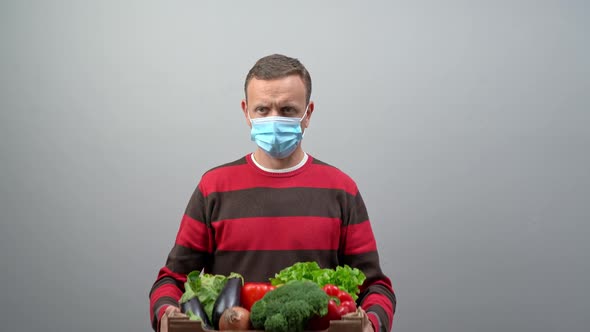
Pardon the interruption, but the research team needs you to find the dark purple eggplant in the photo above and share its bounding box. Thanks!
[180,297,212,329]
[212,277,243,330]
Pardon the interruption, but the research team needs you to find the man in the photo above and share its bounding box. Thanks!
[149,54,396,332]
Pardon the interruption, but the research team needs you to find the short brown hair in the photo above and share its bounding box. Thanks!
[244,54,312,103]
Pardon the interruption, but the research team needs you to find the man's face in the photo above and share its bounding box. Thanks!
[241,75,314,129]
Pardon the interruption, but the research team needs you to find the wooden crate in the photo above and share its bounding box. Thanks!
[167,314,363,332]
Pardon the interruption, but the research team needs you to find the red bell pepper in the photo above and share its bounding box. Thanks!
[240,282,276,311]
[308,284,357,330]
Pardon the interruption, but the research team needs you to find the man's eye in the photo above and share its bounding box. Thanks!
[256,107,268,113]
[282,107,296,114]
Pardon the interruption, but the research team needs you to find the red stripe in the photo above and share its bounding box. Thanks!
[342,221,377,255]
[200,156,358,197]
[176,214,211,252]
[367,313,380,332]
[362,293,394,327]
[359,279,394,294]
[156,266,188,283]
[150,284,183,303]
[157,305,172,331]
[150,267,187,325]
[213,217,341,251]
[150,267,186,306]
[149,284,183,321]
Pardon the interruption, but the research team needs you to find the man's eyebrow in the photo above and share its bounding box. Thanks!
[280,102,298,108]
[280,100,306,109]
[251,101,301,109]
[251,102,268,108]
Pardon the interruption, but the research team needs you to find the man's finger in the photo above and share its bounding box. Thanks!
[343,310,362,319]
[169,311,187,318]
[160,306,182,332]
[352,308,374,332]
[165,306,180,315]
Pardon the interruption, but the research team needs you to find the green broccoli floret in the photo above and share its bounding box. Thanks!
[250,280,329,332]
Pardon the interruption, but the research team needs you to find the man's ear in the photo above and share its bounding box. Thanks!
[241,99,251,128]
[303,101,314,129]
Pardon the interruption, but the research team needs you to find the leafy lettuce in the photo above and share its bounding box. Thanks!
[269,262,366,300]
[180,271,242,322]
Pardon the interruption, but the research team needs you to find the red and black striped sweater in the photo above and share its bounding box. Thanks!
[149,155,396,331]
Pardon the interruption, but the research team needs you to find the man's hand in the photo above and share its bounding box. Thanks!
[344,308,375,332]
[159,306,186,332]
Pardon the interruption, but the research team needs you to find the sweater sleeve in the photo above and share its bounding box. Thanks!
[148,184,213,331]
[340,191,397,332]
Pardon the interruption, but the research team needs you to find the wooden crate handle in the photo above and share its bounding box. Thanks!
[168,316,363,332]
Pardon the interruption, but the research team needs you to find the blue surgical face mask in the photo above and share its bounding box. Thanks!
[249,106,309,159]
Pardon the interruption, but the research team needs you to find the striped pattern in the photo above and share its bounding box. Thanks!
[149,155,396,331]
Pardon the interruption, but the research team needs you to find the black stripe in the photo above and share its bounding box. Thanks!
[185,157,249,224]
[367,304,390,332]
[341,251,386,281]
[152,296,180,330]
[185,187,207,224]
[205,157,248,173]
[149,276,183,298]
[206,187,359,222]
[165,244,211,275]
[311,157,332,166]
[348,191,369,225]
[361,284,397,314]
[210,250,340,282]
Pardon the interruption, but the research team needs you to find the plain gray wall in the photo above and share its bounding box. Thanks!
[1,1,589,331]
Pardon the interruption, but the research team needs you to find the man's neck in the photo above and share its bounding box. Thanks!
[253,147,305,170]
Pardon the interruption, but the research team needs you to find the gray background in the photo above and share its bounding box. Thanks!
[1,1,588,331]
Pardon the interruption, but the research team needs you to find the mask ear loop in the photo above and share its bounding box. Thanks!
[246,105,254,125]
[300,104,310,137]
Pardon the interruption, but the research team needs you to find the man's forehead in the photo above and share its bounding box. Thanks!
[248,74,304,86]
[246,76,306,100]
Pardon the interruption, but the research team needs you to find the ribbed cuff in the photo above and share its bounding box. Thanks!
[367,311,380,332]
[157,304,180,332]
[152,297,180,331]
